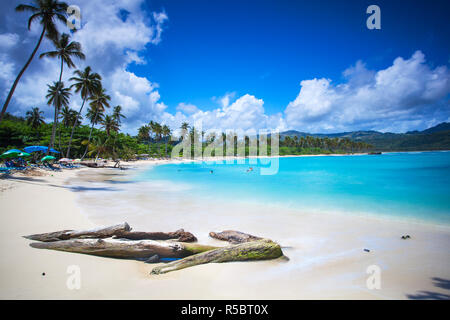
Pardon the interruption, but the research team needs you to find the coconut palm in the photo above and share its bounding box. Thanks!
[81,87,110,159]
[112,105,126,125]
[86,104,105,126]
[66,66,102,157]
[82,135,110,162]
[162,124,171,157]
[40,33,85,82]
[26,107,45,129]
[138,125,150,143]
[101,115,119,137]
[0,0,68,123]
[59,105,81,127]
[46,81,71,153]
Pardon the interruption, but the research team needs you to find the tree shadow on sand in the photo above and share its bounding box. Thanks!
[406,277,450,300]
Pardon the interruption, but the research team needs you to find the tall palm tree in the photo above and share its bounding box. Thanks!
[40,33,85,83]
[101,115,119,137]
[46,81,71,153]
[162,124,171,157]
[66,66,101,157]
[86,104,105,127]
[0,0,68,123]
[112,105,126,126]
[26,107,45,129]
[81,87,110,159]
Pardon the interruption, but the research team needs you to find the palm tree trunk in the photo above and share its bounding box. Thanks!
[58,57,64,83]
[48,105,59,155]
[0,27,46,123]
[66,97,86,158]
[81,110,99,160]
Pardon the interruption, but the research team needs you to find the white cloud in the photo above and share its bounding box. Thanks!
[0,33,19,49]
[285,51,450,132]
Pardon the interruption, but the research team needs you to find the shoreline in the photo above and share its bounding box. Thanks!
[1,159,449,299]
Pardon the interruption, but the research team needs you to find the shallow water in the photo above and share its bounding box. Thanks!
[135,152,450,224]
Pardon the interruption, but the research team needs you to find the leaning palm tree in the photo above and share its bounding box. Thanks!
[40,33,85,82]
[81,87,110,160]
[112,105,126,125]
[26,107,45,130]
[86,104,105,127]
[0,0,68,123]
[66,66,101,157]
[162,124,171,157]
[46,81,71,153]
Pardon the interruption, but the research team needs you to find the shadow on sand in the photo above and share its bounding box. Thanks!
[406,277,450,300]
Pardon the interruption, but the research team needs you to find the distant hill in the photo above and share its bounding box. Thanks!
[280,122,450,151]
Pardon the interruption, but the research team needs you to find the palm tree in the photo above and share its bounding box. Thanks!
[59,105,81,128]
[0,0,68,123]
[81,87,110,159]
[40,32,85,82]
[26,107,45,130]
[66,66,102,157]
[83,135,110,162]
[46,81,71,153]
[162,124,171,157]
[101,115,119,137]
[180,122,189,135]
[112,105,126,126]
[138,125,150,143]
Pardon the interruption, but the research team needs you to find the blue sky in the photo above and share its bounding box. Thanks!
[140,0,450,116]
[0,0,449,134]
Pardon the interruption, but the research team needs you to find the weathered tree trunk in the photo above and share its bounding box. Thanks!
[23,223,131,242]
[114,229,197,242]
[209,230,263,244]
[29,238,217,259]
[151,239,283,274]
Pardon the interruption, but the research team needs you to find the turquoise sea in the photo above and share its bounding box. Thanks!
[137,151,450,225]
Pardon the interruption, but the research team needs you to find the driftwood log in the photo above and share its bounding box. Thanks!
[151,239,283,274]
[23,223,131,242]
[29,238,217,259]
[209,230,263,244]
[113,229,197,242]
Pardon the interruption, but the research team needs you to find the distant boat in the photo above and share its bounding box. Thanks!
[368,152,382,155]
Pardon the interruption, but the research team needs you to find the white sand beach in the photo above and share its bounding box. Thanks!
[0,159,449,299]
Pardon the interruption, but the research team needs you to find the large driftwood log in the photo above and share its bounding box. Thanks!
[114,229,197,242]
[29,238,217,259]
[151,239,283,274]
[23,223,131,242]
[209,230,263,244]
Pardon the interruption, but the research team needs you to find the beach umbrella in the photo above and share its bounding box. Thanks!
[24,146,60,153]
[41,155,56,162]
[0,149,23,159]
[58,158,72,162]
[18,152,31,157]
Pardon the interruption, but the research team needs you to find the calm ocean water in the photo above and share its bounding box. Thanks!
[138,152,450,224]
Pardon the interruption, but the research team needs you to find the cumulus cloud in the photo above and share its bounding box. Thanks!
[1,0,448,136]
[285,51,450,132]
[162,94,286,136]
[0,0,168,131]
